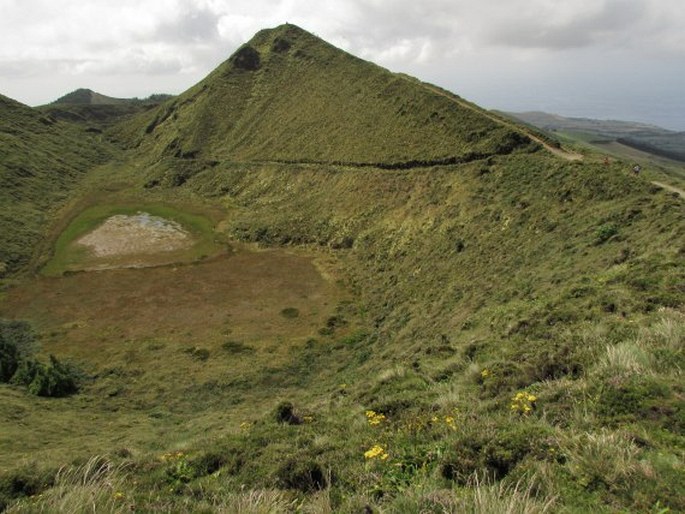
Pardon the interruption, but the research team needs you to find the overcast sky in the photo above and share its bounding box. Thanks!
[1,0,684,130]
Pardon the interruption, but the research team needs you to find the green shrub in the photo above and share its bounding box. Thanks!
[183,346,210,361]
[280,307,300,318]
[0,463,54,509]
[275,455,327,492]
[189,451,227,477]
[594,223,618,245]
[441,423,555,484]
[595,375,670,422]
[221,340,255,354]
[11,355,80,397]
[0,339,19,382]
[274,401,301,425]
[0,319,35,382]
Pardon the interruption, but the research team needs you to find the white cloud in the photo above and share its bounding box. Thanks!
[0,0,683,128]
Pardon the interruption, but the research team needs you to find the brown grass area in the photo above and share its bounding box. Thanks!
[0,244,345,466]
[3,245,339,353]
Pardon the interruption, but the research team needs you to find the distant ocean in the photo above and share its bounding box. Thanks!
[448,78,685,133]
[531,98,685,133]
[479,92,685,133]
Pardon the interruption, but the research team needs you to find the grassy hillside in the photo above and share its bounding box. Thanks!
[114,24,537,173]
[0,94,110,275]
[52,89,131,106]
[40,91,174,130]
[0,24,683,513]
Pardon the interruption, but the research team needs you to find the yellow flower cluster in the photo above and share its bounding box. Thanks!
[364,444,389,460]
[365,410,386,426]
[481,368,491,379]
[511,391,537,414]
[430,415,457,430]
[113,491,125,500]
[160,451,186,462]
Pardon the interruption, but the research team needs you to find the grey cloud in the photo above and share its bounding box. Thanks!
[153,6,222,44]
[0,58,91,78]
[482,1,648,50]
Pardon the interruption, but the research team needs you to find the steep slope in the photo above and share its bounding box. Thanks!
[116,24,536,170]
[0,94,109,274]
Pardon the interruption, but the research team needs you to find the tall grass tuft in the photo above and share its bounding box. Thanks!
[388,473,556,513]
[560,430,640,490]
[5,457,129,514]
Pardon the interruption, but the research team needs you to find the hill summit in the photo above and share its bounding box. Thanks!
[122,24,536,167]
[51,88,130,106]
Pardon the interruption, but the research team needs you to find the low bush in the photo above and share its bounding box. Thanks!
[0,319,35,382]
[280,307,300,319]
[11,355,80,397]
[221,340,255,354]
[274,401,301,425]
[183,346,210,361]
[441,423,555,484]
[0,338,19,382]
[594,223,619,245]
[275,455,328,492]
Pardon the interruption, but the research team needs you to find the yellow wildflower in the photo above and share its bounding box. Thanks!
[481,369,491,379]
[365,410,386,426]
[510,391,537,415]
[364,444,389,460]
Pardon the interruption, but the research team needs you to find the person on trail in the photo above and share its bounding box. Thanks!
[603,157,610,166]
[632,164,641,175]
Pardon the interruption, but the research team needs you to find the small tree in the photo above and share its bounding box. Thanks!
[0,319,35,382]
[0,339,19,382]
[12,355,79,397]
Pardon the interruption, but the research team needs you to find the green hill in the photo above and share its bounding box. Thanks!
[116,24,536,174]
[0,94,110,275]
[40,90,174,130]
[52,88,130,106]
[0,24,683,513]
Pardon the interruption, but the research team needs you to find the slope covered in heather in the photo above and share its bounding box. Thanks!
[0,94,109,274]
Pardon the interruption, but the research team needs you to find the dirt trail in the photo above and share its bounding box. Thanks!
[422,84,583,162]
[651,181,685,199]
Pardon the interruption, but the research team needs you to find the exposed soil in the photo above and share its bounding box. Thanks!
[77,212,192,257]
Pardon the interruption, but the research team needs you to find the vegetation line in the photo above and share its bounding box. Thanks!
[262,152,502,170]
